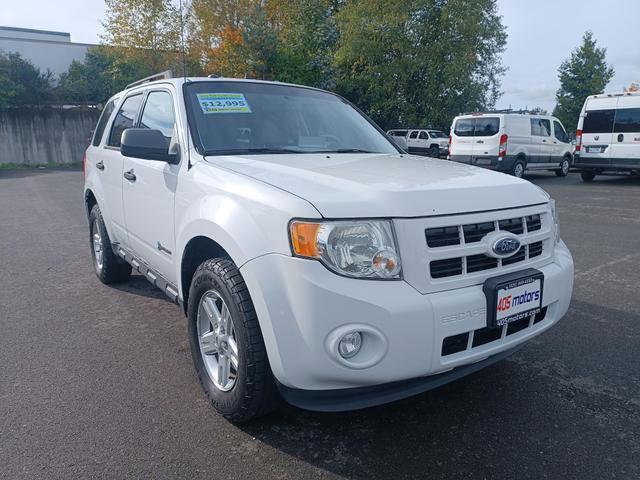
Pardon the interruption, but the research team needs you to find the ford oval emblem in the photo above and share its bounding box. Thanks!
[492,236,521,257]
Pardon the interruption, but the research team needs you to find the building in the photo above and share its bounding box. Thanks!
[0,26,96,77]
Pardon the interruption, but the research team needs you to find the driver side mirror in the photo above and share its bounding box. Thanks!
[121,128,178,164]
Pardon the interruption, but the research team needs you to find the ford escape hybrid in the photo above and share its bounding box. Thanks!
[83,73,574,421]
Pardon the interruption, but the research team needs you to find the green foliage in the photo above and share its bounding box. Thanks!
[0,51,55,107]
[553,31,614,132]
[334,0,507,130]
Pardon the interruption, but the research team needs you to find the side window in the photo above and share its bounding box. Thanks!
[108,94,144,148]
[409,131,419,139]
[531,118,551,137]
[140,91,175,146]
[613,108,640,133]
[582,109,615,134]
[553,121,569,143]
[92,99,116,146]
[418,131,428,140]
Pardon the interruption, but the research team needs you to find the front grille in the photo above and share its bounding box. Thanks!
[425,211,549,280]
[443,307,548,356]
[430,258,463,278]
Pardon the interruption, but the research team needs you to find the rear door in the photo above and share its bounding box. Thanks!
[406,130,420,152]
[451,118,475,160]
[472,117,501,159]
[610,97,640,168]
[581,96,616,167]
[552,120,571,163]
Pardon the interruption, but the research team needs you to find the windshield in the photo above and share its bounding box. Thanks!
[185,81,399,155]
[428,130,447,138]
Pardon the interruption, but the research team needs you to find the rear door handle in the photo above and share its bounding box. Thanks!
[95,161,104,171]
[542,139,547,143]
[123,169,136,182]
[618,134,624,142]
[476,140,484,144]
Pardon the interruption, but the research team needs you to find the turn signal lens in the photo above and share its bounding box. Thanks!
[290,221,321,258]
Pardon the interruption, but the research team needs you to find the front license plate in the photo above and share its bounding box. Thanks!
[483,268,544,329]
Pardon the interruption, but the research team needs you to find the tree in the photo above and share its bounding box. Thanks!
[0,51,55,107]
[529,107,548,115]
[553,31,614,132]
[333,0,506,130]
[101,0,183,73]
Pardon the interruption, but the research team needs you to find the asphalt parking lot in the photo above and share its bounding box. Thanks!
[1,168,639,479]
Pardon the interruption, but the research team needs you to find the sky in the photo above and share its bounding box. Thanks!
[1,0,639,113]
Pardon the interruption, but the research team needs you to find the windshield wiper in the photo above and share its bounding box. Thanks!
[318,148,376,154]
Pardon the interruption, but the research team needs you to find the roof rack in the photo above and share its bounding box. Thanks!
[126,70,173,90]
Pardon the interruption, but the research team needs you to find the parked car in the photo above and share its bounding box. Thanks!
[449,113,573,178]
[574,91,640,182]
[405,129,449,157]
[83,73,573,422]
[386,129,409,150]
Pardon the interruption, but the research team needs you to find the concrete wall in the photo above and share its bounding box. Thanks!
[0,108,100,166]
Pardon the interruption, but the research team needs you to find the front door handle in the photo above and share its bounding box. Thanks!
[542,139,547,143]
[123,169,136,182]
[95,161,104,171]
[476,140,484,144]
[618,133,624,142]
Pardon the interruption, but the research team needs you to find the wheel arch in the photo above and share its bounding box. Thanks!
[84,188,98,219]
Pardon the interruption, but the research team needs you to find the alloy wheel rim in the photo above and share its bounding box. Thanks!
[562,160,569,174]
[197,290,238,392]
[92,220,103,272]
[515,164,524,178]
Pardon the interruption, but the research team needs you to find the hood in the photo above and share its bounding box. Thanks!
[204,153,549,218]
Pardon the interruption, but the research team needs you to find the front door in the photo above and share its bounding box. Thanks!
[122,89,180,283]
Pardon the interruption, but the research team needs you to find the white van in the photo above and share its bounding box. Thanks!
[405,129,449,157]
[449,113,573,178]
[575,91,640,181]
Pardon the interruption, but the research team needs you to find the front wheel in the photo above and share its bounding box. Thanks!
[556,158,570,177]
[511,160,525,178]
[429,145,439,158]
[187,258,281,422]
[581,170,596,182]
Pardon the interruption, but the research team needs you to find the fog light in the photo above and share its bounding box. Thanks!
[338,332,362,359]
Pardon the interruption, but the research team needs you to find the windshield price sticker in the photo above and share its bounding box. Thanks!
[197,93,252,114]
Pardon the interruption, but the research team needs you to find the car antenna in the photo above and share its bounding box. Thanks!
[178,0,192,169]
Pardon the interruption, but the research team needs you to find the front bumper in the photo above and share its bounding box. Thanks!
[240,241,573,405]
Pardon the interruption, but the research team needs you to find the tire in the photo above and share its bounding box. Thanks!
[89,204,132,284]
[511,160,525,178]
[581,170,596,182]
[429,145,439,158]
[187,258,281,422]
[556,157,570,177]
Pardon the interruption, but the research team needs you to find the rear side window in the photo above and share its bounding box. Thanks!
[419,131,428,139]
[409,131,418,139]
[454,119,475,137]
[613,108,640,133]
[582,109,615,134]
[92,100,116,146]
[108,94,144,148]
[140,91,175,144]
[553,121,569,143]
[531,118,551,137]
[388,130,407,137]
[474,118,499,136]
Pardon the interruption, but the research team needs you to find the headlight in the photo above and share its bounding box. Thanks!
[549,199,560,244]
[289,220,402,279]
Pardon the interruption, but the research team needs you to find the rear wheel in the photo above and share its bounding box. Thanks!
[89,205,131,284]
[556,157,570,177]
[511,160,525,178]
[187,258,281,422]
[581,170,596,182]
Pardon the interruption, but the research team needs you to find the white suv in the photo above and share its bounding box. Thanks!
[405,129,449,157]
[449,113,573,178]
[84,74,574,422]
